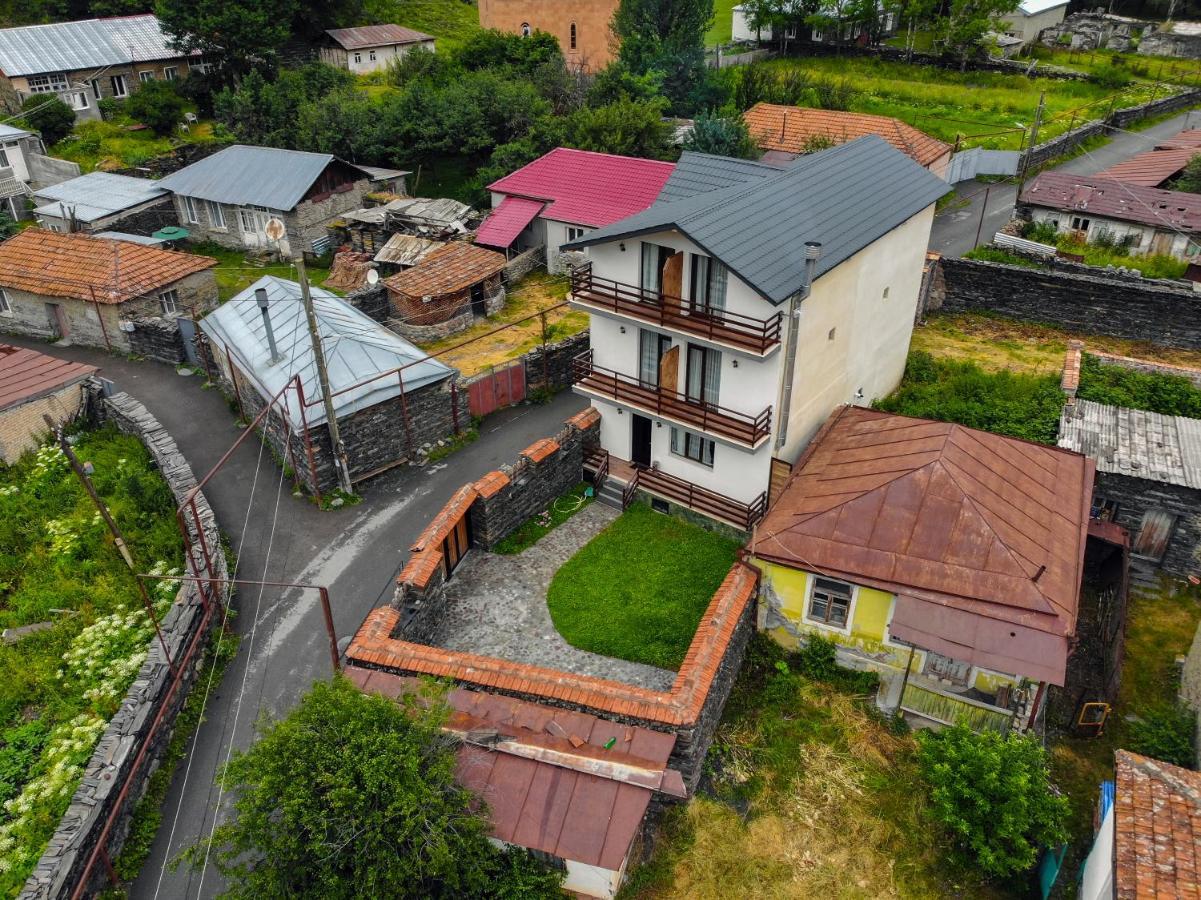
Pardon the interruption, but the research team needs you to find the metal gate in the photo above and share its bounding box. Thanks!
[176,317,200,366]
[1132,508,1176,562]
[467,361,526,417]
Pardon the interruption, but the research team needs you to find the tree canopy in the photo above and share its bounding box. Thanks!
[18,95,75,146]
[682,110,760,158]
[613,0,714,111]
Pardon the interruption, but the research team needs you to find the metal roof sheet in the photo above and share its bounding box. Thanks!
[324,24,434,49]
[387,196,474,229]
[157,145,367,211]
[1058,399,1201,490]
[92,231,166,245]
[372,233,440,266]
[1020,171,1201,233]
[475,195,545,249]
[566,137,949,304]
[0,343,95,411]
[198,275,454,429]
[0,124,34,140]
[656,151,783,202]
[0,14,185,77]
[1017,0,1070,14]
[33,172,167,223]
[1096,147,1197,187]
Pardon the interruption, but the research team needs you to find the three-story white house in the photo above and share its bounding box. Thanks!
[562,137,947,530]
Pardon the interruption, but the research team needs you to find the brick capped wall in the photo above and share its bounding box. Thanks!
[0,381,88,463]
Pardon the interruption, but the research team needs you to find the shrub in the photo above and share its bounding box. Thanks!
[963,246,1041,268]
[124,79,187,136]
[916,723,1069,879]
[682,110,760,159]
[18,94,75,145]
[1126,703,1197,767]
[795,633,880,694]
[1092,65,1134,89]
[1077,352,1201,418]
[1021,219,1059,244]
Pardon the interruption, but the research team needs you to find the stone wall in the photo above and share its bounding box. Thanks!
[1093,471,1201,578]
[288,179,372,254]
[21,389,226,899]
[1022,119,1108,171]
[97,199,179,237]
[523,330,590,395]
[1139,30,1201,59]
[932,256,1201,349]
[128,316,185,365]
[503,244,545,283]
[345,282,390,323]
[110,141,229,179]
[1180,619,1201,768]
[0,381,88,464]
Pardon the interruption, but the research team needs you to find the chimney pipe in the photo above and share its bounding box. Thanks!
[256,287,281,364]
[774,241,822,452]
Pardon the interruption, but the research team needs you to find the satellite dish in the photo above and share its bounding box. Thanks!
[366,269,380,285]
[264,217,286,242]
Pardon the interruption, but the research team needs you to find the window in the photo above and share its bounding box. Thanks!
[110,75,128,98]
[0,147,9,168]
[159,289,179,316]
[206,200,225,229]
[670,427,715,466]
[239,206,270,233]
[163,67,178,81]
[369,50,376,61]
[639,329,671,387]
[67,91,88,110]
[183,196,200,224]
[882,286,889,299]
[807,577,852,628]
[689,254,727,313]
[27,73,68,93]
[90,78,101,100]
[1070,215,1090,232]
[685,344,721,407]
[566,226,587,242]
[0,287,10,316]
[521,22,531,36]
[138,71,155,83]
[1092,494,1120,522]
[354,52,362,63]
[570,22,577,49]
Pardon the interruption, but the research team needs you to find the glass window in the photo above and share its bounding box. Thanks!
[353,52,362,63]
[808,577,852,628]
[183,196,200,224]
[369,50,376,61]
[138,71,155,83]
[669,426,715,467]
[159,289,179,315]
[207,200,225,229]
[570,22,577,49]
[521,22,531,36]
[90,79,102,100]
[686,344,721,406]
[0,147,9,168]
[110,75,128,98]
[0,287,10,315]
[68,91,88,110]
[689,254,727,312]
[163,67,178,81]
[239,208,258,233]
[639,329,670,387]
[27,73,68,93]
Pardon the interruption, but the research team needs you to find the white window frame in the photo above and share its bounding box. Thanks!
[138,71,155,83]
[206,200,226,229]
[802,576,857,636]
[110,75,128,98]
[89,78,102,100]
[183,196,200,224]
[163,66,178,81]
[239,207,260,233]
[368,50,377,61]
[669,426,715,468]
[0,147,9,168]
[0,287,11,316]
[353,52,362,63]
[67,91,88,110]
[158,288,179,316]
[27,73,68,94]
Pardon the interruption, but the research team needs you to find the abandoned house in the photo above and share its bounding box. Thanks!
[372,233,440,274]
[384,241,507,339]
[0,228,217,360]
[0,343,96,463]
[319,24,435,74]
[331,197,474,256]
[748,404,1094,734]
[157,145,375,257]
[32,172,174,234]
[199,275,462,493]
[1000,0,1070,46]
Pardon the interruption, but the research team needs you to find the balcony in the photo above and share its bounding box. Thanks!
[569,265,782,356]
[622,462,768,531]
[572,351,772,448]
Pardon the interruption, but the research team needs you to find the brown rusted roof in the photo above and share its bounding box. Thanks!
[752,407,1093,683]
[1114,750,1201,899]
[743,103,951,168]
[0,229,215,304]
[348,668,678,871]
[0,344,96,412]
[324,24,433,49]
[1019,172,1201,233]
[384,241,506,300]
[1096,147,1199,187]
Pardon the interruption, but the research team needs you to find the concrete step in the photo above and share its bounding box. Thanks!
[595,475,627,510]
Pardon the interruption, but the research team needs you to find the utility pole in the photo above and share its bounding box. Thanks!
[294,256,353,495]
[1016,92,1045,200]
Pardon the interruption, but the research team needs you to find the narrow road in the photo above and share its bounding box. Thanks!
[929,108,1201,258]
[3,336,585,899]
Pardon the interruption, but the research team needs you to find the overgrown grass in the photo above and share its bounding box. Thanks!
[51,119,226,172]
[1055,238,1188,279]
[1077,351,1201,417]
[189,243,334,302]
[1024,44,1201,85]
[706,0,738,46]
[874,350,1066,444]
[963,246,1041,267]
[492,482,593,555]
[362,0,482,52]
[546,503,740,670]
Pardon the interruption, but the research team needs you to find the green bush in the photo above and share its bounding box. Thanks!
[1077,353,1201,418]
[794,633,880,694]
[916,723,1069,879]
[1126,703,1197,767]
[1021,220,1059,244]
[18,94,75,145]
[1092,65,1134,89]
[125,79,188,136]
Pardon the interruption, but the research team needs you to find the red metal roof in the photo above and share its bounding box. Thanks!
[348,668,678,871]
[752,406,1094,686]
[486,148,675,228]
[324,24,434,49]
[1113,750,1201,899]
[0,344,96,412]
[475,196,545,250]
[1096,147,1197,187]
[1020,172,1201,233]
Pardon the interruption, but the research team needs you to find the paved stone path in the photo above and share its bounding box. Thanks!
[434,503,677,691]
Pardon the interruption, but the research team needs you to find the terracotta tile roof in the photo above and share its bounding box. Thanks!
[0,344,96,411]
[521,438,559,463]
[1114,750,1201,899]
[473,470,510,499]
[752,406,1094,685]
[1020,171,1201,233]
[565,407,601,430]
[384,242,506,300]
[0,229,215,304]
[743,103,952,168]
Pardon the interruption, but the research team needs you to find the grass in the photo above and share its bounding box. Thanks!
[492,482,593,555]
[51,119,226,173]
[1024,44,1201,85]
[963,246,1041,267]
[417,270,585,377]
[546,503,741,670]
[706,0,738,46]
[363,0,482,52]
[189,243,335,302]
[1077,351,1201,418]
[1055,238,1188,280]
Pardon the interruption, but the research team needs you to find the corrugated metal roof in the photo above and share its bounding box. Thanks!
[0,343,96,411]
[1058,399,1201,489]
[387,196,474,230]
[0,124,33,140]
[566,137,949,304]
[1096,147,1197,187]
[475,195,545,249]
[157,145,368,211]
[0,14,185,78]
[199,276,454,429]
[33,172,167,223]
[93,231,166,245]
[373,233,439,266]
[324,24,434,49]
[1020,171,1201,233]
[1017,0,1069,14]
[656,151,782,202]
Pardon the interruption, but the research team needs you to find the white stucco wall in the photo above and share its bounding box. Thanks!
[319,40,435,74]
[1079,802,1114,900]
[1002,4,1068,44]
[1027,206,1196,258]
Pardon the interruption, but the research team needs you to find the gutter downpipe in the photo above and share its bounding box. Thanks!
[774,241,822,453]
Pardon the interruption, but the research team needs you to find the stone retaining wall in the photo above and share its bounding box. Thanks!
[345,283,390,323]
[128,316,186,365]
[503,245,545,283]
[1092,471,1201,578]
[523,331,590,395]
[21,388,227,899]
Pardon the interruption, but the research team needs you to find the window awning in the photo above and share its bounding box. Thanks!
[889,594,1069,686]
[474,196,545,250]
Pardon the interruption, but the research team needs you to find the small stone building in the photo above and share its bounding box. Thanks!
[384,241,507,340]
[0,343,95,462]
[0,229,217,362]
[33,172,175,235]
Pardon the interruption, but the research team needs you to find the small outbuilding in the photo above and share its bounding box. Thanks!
[32,172,174,234]
[1000,0,1070,46]
[0,343,96,463]
[319,24,435,74]
[372,233,440,273]
[384,242,507,339]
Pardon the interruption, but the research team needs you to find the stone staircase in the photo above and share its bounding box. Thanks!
[1128,560,1164,599]
[595,473,627,511]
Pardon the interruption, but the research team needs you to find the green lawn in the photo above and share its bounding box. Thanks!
[546,503,741,670]
[362,0,482,52]
[188,243,334,302]
[706,0,737,46]
[51,118,227,173]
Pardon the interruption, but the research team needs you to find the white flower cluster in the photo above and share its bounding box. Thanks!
[146,560,183,604]
[29,445,67,481]
[44,518,79,558]
[0,484,18,497]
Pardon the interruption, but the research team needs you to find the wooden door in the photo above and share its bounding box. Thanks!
[1149,231,1174,257]
[444,513,471,573]
[631,414,652,467]
[1132,508,1176,562]
[661,252,683,304]
[658,345,679,393]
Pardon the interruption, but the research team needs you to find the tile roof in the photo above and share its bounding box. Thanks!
[566,137,949,304]
[0,14,186,78]
[475,196,545,249]
[743,103,952,168]
[656,150,783,202]
[0,229,215,303]
[1113,750,1201,900]
[1059,399,1201,490]
[325,24,433,49]
[384,241,506,299]
[33,172,168,224]
[349,668,679,870]
[486,147,675,228]
[0,344,95,412]
[752,406,1094,685]
[1020,171,1201,233]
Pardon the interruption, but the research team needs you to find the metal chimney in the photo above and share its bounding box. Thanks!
[775,241,822,452]
[256,287,281,364]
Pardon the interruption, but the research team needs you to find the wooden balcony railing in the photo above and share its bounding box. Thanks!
[583,447,609,493]
[569,265,782,355]
[572,351,772,448]
[621,465,768,531]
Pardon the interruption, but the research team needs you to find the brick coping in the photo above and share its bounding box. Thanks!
[347,563,758,727]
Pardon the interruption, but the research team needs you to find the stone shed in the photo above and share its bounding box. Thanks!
[384,241,507,341]
[0,343,96,462]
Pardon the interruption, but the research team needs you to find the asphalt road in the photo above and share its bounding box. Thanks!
[929,108,1201,258]
[2,336,586,899]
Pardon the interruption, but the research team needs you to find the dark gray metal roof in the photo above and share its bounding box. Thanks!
[1058,399,1201,490]
[565,137,949,305]
[657,151,783,202]
[157,145,369,211]
[0,14,183,77]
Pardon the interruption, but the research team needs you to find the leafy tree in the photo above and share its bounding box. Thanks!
[1174,153,1201,193]
[0,208,18,240]
[155,0,298,78]
[563,96,674,159]
[18,94,75,146]
[682,110,760,158]
[588,61,665,105]
[739,0,811,49]
[613,0,714,112]
[124,79,187,136]
[916,723,1069,879]
[455,28,565,76]
[182,677,562,899]
[888,0,940,57]
[935,0,1020,70]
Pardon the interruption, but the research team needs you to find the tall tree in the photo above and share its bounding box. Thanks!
[935,0,1019,69]
[682,110,760,158]
[612,0,714,112]
[155,0,298,79]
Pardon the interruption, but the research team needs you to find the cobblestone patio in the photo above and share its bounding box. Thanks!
[431,503,677,690]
